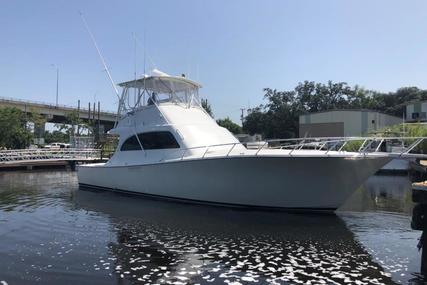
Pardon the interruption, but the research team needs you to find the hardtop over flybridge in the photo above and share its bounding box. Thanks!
[77,69,427,211]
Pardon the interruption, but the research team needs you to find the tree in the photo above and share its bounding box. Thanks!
[201,99,213,117]
[28,109,47,139]
[262,88,301,138]
[384,87,427,116]
[243,107,268,136]
[55,110,89,139]
[44,130,68,144]
[295,81,356,112]
[0,107,33,149]
[243,81,427,139]
[242,88,302,139]
[216,117,242,134]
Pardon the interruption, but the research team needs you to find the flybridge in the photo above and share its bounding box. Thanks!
[116,69,203,116]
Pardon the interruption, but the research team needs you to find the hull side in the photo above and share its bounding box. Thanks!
[77,156,391,210]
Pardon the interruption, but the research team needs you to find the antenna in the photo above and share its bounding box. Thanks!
[143,29,146,75]
[79,11,120,100]
[133,32,137,105]
[134,33,157,71]
[133,32,137,81]
[196,63,199,82]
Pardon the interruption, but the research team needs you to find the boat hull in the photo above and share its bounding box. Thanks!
[77,156,391,211]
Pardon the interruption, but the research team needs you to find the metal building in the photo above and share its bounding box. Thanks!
[406,101,427,122]
[299,109,402,137]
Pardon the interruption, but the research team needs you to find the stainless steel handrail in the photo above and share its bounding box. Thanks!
[169,136,427,162]
[7,136,421,164]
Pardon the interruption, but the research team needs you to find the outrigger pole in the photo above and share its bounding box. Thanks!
[79,11,120,101]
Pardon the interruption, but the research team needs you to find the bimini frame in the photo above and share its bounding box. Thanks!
[114,73,202,127]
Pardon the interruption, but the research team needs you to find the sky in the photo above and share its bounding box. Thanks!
[1,0,427,124]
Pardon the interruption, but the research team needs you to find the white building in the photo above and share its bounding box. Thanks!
[299,109,402,137]
[406,101,427,122]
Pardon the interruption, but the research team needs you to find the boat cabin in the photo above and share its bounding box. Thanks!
[107,70,241,166]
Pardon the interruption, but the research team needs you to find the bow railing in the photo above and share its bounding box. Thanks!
[171,136,427,161]
[10,137,422,164]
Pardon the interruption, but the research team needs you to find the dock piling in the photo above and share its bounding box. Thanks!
[411,183,427,275]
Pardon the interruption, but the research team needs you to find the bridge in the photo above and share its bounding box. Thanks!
[0,96,117,133]
[0,148,103,170]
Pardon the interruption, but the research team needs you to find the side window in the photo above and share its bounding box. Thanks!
[120,135,142,151]
[138,132,180,150]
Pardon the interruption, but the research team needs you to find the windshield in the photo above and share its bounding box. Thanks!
[119,76,201,114]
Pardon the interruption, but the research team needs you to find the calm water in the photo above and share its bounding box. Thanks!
[0,171,423,284]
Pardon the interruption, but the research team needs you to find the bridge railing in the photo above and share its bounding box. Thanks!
[0,96,115,115]
[0,148,101,163]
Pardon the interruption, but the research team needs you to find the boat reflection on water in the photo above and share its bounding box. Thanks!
[74,188,395,284]
[340,175,413,214]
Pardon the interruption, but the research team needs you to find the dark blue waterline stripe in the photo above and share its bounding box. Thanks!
[78,183,337,213]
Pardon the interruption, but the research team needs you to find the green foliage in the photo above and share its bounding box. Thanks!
[0,107,33,149]
[243,81,427,139]
[404,124,427,153]
[201,99,213,117]
[377,123,427,153]
[341,140,364,152]
[379,123,427,137]
[44,130,68,144]
[339,124,427,153]
[98,135,119,159]
[28,109,46,127]
[28,109,47,138]
[55,110,90,139]
[243,107,268,136]
[216,117,242,134]
[295,81,356,112]
[243,88,301,138]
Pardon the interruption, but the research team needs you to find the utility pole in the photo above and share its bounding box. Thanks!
[77,100,80,136]
[56,67,59,107]
[97,101,101,143]
[97,101,100,130]
[240,108,246,125]
[50,64,59,107]
[88,102,91,126]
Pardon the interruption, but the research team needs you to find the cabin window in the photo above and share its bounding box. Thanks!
[120,135,142,151]
[137,131,180,150]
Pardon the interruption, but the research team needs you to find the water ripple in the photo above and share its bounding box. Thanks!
[0,171,420,284]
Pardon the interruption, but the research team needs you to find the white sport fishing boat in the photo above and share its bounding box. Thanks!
[78,69,418,211]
